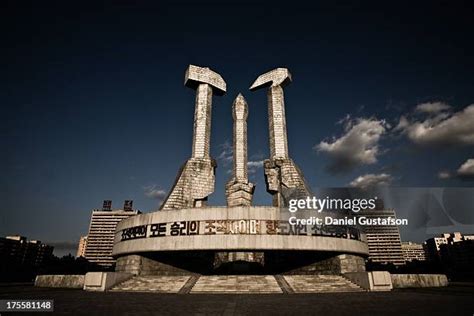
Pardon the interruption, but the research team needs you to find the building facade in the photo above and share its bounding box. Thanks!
[84,201,140,267]
[357,209,405,265]
[424,232,474,279]
[425,232,471,261]
[76,236,88,258]
[0,235,54,267]
[401,241,427,262]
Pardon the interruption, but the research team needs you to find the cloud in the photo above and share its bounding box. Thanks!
[349,173,393,189]
[415,102,451,113]
[226,160,264,175]
[396,104,474,146]
[217,141,233,166]
[46,240,78,250]
[217,141,233,175]
[315,117,389,173]
[247,160,264,167]
[143,185,167,200]
[218,141,264,176]
[438,159,474,181]
[248,160,264,174]
[46,241,78,257]
[437,171,452,179]
[457,158,474,180]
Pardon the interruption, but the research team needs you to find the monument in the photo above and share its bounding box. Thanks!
[112,65,368,276]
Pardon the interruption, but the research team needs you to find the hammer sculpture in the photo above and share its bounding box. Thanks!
[250,68,292,159]
[160,65,226,209]
[185,65,226,158]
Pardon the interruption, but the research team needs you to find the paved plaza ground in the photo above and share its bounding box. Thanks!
[1,284,473,315]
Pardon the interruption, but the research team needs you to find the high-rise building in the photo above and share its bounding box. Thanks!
[357,209,405,265]
[424,232,474,279]
[425,232,472,261]
[438,239,474,279]
[464,234,474,241]
[0,235,54,267]
[401,241,427,262]
[84,200,140,267]
[76,236,88,258]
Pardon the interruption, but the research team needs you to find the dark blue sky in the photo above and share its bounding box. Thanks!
[2,2,473,254]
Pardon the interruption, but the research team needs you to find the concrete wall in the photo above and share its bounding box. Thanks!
[344,271,393,291]
[338,254,366,273]
[115,254,142,275]
[35,275,84,288]
[391,274,448,288]
[271,253,366,275]
[116,251,366,276]
[83,272,133,291]
[114,234,368,254]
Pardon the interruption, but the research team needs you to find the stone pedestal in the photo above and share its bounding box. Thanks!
[116,252,366,276]
[225,180,255,207]
[115,252,215,276]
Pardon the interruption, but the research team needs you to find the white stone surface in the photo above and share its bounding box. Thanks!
[249,68,292,90]
[232,94,249,181]
[35,275,84,288]
[250,68,291,159]
[250,68,312,208]
[250,68,292,159]
[111,276,191,293]
[186,65,226,159]
[185,64,226,95]
[112,207,368,256]
[192,84,213,158]
[284,275,363,293]
[83,272,133,292]
[191,275,282,293]
[160,65,226,209]
[391,274,448,288]
[226,94,254,206]
[344,271,393,291]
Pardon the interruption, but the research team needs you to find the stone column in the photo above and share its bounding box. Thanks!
[192,83,213,158]
[226,94,255,207]
[268,85,289,159]
[233,94,249,181]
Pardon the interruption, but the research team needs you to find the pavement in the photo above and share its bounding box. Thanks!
[1,284,474,315]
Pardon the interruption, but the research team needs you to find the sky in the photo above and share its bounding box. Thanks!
[1,2,474,256]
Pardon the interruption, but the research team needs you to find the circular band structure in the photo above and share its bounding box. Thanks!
[112,206,368,256]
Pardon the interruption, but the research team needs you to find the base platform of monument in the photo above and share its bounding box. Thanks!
[110,275,365,294]
[112,206,368,276]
